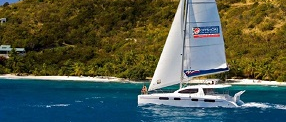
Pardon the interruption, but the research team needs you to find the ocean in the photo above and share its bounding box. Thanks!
[0,78,286,122]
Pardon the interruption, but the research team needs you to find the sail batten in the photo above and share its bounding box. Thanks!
[188,21,220,23]
[186,43,225,48]
[190,2,215,4]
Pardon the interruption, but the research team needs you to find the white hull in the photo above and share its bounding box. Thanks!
[138,94,238,107]
[138,85,245,107]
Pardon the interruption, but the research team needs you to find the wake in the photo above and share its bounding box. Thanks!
[32,104,70,108]
[242,102,286,110]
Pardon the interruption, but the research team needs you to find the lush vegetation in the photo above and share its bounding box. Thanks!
[0,0,285,81]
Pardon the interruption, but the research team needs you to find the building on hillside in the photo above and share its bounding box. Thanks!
[0,45,25,58]
[0,18,6,25]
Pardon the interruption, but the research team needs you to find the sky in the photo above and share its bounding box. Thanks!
[0,0,20,5]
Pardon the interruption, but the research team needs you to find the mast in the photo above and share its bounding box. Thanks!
[180,0,188,89]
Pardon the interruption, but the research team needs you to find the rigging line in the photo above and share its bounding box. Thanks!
[180,0,189,89]
[189,2,216,4]
[185,43,225,48]
[188,21,220,23]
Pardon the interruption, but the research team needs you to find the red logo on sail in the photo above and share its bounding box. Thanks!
[193,27,201,35]
[193,26,220,38]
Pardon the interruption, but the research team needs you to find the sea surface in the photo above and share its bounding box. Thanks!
[1,78,286,122]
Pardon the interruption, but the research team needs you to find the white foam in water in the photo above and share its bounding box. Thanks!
[242,102,286,110]
[85,97,102,99]
[242,102,271,109]
[274,104,286,110]
[46,104,70,108]
[92,97,102,99]
[32,104,70,108]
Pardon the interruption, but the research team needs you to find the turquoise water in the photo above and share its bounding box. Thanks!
[1,78,286,122]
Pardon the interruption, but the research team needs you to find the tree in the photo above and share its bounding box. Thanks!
[1,0,286,81]
[102,62,114,77]
[243,61,256,78]
[0,65,8,74]
[3,2,9,7]
[262,64,273,81]
[0,56,7,66]
[59,59,73,76]
[277,74,286,82]
[5,48,24,74]
[73,62,85,76]
[228,60,242,78]
[40,63,48,75]
[87,63,97,77]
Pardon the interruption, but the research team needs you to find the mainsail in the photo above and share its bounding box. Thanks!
[148,0,228,91]
[183,0,229,77]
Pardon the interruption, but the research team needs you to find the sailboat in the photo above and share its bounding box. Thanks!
[138,0,245,107]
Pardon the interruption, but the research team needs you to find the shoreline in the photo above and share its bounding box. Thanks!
[226,79,286,86]
[1,74,286,86]
[0,74,147,83]
[190,79,286,86]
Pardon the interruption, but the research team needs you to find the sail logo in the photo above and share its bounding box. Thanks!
[157,79,161,84]
[184,70,200,77]
[193,28,201,35]
[193,26,220,38]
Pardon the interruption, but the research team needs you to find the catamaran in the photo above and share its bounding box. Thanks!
[138,0,245,107]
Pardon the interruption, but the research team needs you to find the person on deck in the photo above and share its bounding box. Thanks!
[141,85,148,95]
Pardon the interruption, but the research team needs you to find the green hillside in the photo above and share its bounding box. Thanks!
[0,0,285,81]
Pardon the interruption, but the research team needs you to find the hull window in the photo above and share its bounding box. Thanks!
[178,89,198,94]
[159,97,169,100]
[191,99,198,101]
[204,99,215,102]
[203,88,215,95]
[174,98,181,100]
